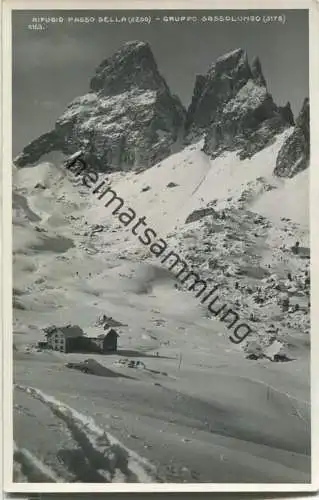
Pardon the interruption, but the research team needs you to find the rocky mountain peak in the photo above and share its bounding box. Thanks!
[14,41,185,171]
[274,97,309,178]
[90,40,168,96]
[211,48,248,72]
[185,48,252,139]
[184,48,295,161]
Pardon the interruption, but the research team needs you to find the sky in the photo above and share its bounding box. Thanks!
[12,9,309,156]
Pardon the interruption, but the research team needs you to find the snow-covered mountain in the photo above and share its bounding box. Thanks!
[185,48,295,163]
[14,41,185,171]
[12,43,311,483]
[14,43,309,181]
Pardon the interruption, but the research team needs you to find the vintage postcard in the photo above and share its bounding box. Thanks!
[2,0,318,493]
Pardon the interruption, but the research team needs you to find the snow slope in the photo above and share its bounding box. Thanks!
[251,168,309,226]
[12,133,310,484]
[83,128,307,236]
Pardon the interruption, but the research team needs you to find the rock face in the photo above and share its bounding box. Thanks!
[185,48,295,160]
[274,98,310,178]
[15,43,307,174]
[14,41,185,171]
[185,49,252,142]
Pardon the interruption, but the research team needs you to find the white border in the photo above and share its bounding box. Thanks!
[2,0,319,493]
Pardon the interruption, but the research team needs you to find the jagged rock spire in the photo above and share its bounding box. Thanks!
[185,48,252,139]
[274,97,310,178]
[251,56,266,87]
[278,102,295,127]
[185,48,295,160]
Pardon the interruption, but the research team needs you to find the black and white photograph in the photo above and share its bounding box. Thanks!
[3,3,316,491]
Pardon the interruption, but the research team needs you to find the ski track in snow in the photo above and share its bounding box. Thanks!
[14,442,63,483]
[14,384,156,483]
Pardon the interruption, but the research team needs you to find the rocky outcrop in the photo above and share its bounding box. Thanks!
[185,48,295,160]
[185,207,218,224]
[14,41,185,171]
[15,131,64,165]
[274,98,310,178]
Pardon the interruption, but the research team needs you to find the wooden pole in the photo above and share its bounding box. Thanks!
[178,352,183,370]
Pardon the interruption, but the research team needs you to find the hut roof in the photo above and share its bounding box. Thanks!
[104,327,119,337]
[44,324,85,338]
